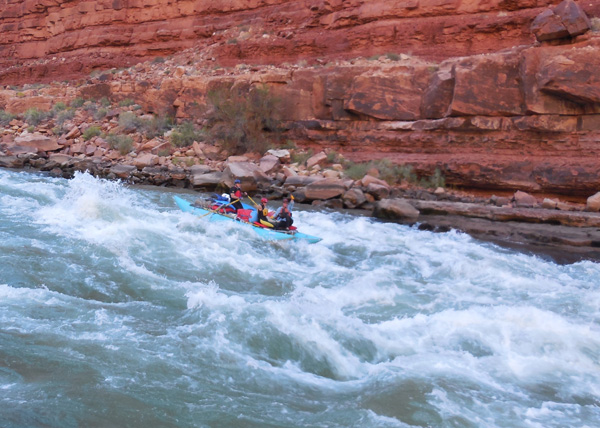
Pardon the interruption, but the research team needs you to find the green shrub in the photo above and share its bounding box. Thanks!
[205,84,281,154]
[291,149,313,166]
[141,115,174,139]
[83,101,98,114]
[0,110,15,126]
[27,125,35,133]
[420,168,446,189]
[56,109,75,125]
[326,151,339,163]
[118,98,135,107]
[118,111,144,133]
[344,161,369,180]
[82,126,102,141]
[94,108,108,120]
[152,56,165,64]
[52,102,67,113]
[386,53,400,61]
[70,97,85,108]
[170,121,203,147]
[280,139,297,150]
[99,97,112,107]
[106,133,134,155]
[591,17,600,32]
[24,108,50,126]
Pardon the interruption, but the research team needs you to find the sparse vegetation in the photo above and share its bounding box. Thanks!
[82,126,102,141]
[143,115,174,139]
[386,53,400,61]
[24,108,51,126]
[56,109,75,126]
[280,139,297,150]
[170,121,202,147]
[0,110,15,126]
[94,108,108,120]
[118,98,135,107]
[118,111,144,133]
[291,149,313,166]
[341,159,445,188]
[152,56,166,64]
[591,17,600,32]
[205,84,281,154]
[52,102,67,113]
[106,133,134,155]
[70,97,85,108]
[99,97,112,107]
[326,150,340,163]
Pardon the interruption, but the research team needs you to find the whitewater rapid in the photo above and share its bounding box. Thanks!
[0,169,599,428]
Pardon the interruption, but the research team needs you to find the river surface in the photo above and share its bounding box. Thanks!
[1,169,599,428]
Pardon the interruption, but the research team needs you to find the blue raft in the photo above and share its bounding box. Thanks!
[174,195,322,244]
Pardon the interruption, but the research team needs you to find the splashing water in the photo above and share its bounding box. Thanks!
[0,169,599,428]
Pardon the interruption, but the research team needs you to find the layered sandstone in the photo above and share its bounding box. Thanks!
[3,0,600,84]
[1,0,600,199]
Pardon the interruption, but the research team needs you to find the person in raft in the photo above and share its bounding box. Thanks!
[257,198,274,228]
[229,179,246,212]
[272,196,294,230]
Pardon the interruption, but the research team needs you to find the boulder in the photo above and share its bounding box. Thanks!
[0,155,23,168]
[223,161,271,190]
[360,174,389,188]
[532,0,591,42]
[110,164,137,179]
[283,175,322,188]
[554,0,591,37]
[512,190,537,208]
[133,152,158,169]
[342,188,367,209]
[531,9,570,41]
[65,126,81,140]
[372,199,420,222]
[259,154,280,174]
[7,134,60,154]
[190,164,212,175]
[47,154,76,167]
[306,151,328,169]
[365,183,390,200]
[304,178,348,200]
[266,149,291,163]
[586,192,600,212]
[542,198,558,209]
[490,195,511,207]
[191,171,224,188]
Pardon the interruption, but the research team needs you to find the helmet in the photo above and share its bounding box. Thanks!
[261,198,268,203]
[283,198,289,203]
[234,179,241,184]
[221,193,230,201]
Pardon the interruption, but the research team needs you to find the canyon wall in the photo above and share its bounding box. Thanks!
[2,0,593,84]
[1,0,600,197]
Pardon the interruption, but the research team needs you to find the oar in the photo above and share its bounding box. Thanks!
[246,195,260,208]
[199,199,239,218]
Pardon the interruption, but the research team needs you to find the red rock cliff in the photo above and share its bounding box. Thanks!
[3,0,594,84]
[1,0,600,197]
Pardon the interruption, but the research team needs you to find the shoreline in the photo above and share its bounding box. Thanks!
[2,161,600,265]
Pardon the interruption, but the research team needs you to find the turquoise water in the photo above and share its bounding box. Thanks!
[1,169,599,427]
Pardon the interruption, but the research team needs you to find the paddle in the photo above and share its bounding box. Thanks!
[246,195,260,208]
[199,199,239,218]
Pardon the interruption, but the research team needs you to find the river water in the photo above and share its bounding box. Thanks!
[0,169,599,428]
